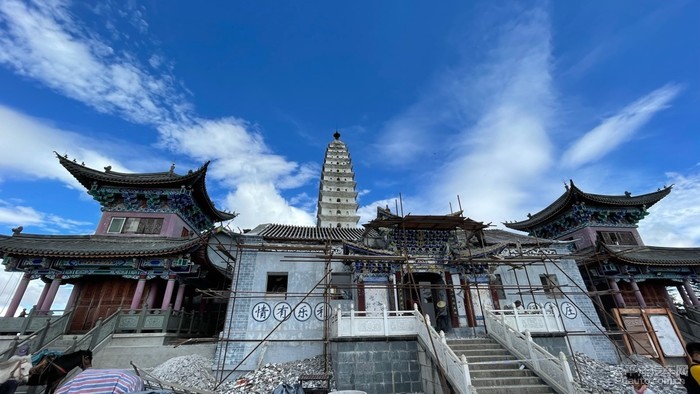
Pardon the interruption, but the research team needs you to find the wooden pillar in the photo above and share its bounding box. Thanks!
[64,283,81,313]
[684,279,700,306]
[629,278,646,308]
[608,278,626,308]
[173,283,186,311]
[678,284,692,306]
[39,276,62,312]
[130,276,147,310]
[161,276,176,310]
[5,274,31,317]
[35,281,51,310]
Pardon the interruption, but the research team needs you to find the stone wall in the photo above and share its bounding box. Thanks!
[330,337,423,393]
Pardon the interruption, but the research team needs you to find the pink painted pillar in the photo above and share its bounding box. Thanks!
[684,279,700,306]
[161,276,176,310]
[64,283,81,313]
[678,285,692,306]
[629,278,646,308]
[173,283,186,311]
[146,281,158,309]
[39,276,62,312]
[5,274,31,317]
[130,276,147,310]
[35,282,51,311]
[608,278,626,308]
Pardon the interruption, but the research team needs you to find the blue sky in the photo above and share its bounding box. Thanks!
[0,0,699,260]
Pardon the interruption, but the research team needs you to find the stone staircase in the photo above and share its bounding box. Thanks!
[447,337,556,394]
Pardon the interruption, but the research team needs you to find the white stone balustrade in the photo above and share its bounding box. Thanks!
[488,306,565,334]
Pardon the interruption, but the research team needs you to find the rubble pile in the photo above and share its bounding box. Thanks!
[216,356,329,394]
[150,355,218,391]
[574,352,687,394]
[149,355,328,394]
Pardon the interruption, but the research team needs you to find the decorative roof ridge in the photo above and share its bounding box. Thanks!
[504,180,672,230]
[55,153,235,222]
[55,151,210,187]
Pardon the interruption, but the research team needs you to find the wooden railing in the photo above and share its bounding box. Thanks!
[484,309,575,394]
[330,305,475,394]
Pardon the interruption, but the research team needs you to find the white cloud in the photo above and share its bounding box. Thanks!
[0,199,92,233]
[424,5,555,225]
[223,183,314,230]
[0,1,318,229]
[562,84,682,169]
[638,172,700,246]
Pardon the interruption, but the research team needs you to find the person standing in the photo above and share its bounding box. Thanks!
[684,342,700,393]
[436,300,449,333]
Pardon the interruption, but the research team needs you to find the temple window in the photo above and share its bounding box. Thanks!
[597,231,637,245]
[330,273,352,299]
[181,227,190,237]
[336,223,342,228]
[266,273,288,294]
[107,217,163,234]
[336,210,341,214]
[539,274,561,297]
[336,198,341,202]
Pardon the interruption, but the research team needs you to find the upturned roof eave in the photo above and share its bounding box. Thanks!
[505,181,672,231]
[601,243,700,266]
[0,233,208,259]
[57,154,235,223]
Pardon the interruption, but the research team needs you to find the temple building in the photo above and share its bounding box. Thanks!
[0,153,234,333]
[506,181,696,362]
[316,131,360,228]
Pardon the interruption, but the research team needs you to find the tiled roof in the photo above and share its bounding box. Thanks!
[482,229,553,246]
[248,224,365,242]
[0,233,207,258]
[602,244,700,266]
[363,213,487,231]
[505,180,671,231]
[56,153,236,222]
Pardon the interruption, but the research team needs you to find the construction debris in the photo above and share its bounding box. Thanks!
[148,355,328,394]
[574,352,687,394]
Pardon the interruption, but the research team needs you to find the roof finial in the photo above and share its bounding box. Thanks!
[169,163,175,175]
[333,130,341,140]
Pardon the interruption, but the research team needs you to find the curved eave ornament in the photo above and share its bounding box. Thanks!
[503,180,672,232]
[55,152,237,225]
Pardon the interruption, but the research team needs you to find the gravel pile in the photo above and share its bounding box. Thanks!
[216,356,329,394]
[574,352,687,394]
[149,355,328,394]
[150,354,218,391]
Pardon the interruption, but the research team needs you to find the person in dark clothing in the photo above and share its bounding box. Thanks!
[436,300,449,333]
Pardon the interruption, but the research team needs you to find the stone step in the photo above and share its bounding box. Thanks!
[474,384,555,394]
[470,368,536,378]
[447,338,498,346]
[449,343,503,352]
[452,348,511,357]
[468,360,526,371]
[459,354,515,364]
[471,376,545,387]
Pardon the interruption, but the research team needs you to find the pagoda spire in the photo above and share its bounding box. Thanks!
[316,131,360,228]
